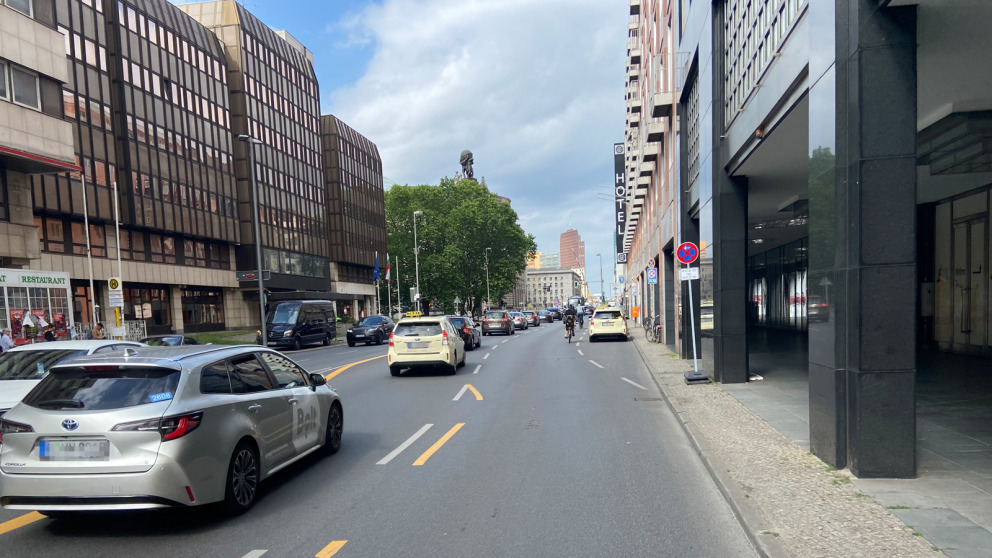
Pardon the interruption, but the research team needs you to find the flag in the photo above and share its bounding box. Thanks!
[373,252,380,281]
[385,254,391,282]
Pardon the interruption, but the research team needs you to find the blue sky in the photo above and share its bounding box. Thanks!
[182,0,627,291]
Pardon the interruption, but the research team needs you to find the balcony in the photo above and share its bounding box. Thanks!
[639,161,653,177]
[645,120,665,143]
[640,141,661,162]
[627,111,640,128]
[630,0,640,16]
[628,63,640,80]
[627,89,641,113]
[650,90,675,118]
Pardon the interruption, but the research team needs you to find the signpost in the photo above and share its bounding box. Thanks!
[677,242,707,384]
[647,268,658,284]
[108,277,124,340]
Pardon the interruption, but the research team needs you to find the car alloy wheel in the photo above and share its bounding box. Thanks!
[324,403,343,455]
[225,442,259,514]
[291,335,302,351]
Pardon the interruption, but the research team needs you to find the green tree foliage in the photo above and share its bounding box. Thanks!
[383,178,536,315]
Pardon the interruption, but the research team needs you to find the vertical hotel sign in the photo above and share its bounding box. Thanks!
[613,143,627,264]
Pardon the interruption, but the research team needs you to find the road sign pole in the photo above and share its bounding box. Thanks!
[686,262,699,375]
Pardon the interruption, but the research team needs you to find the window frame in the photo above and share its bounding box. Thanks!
[0,60,8,101]
[3,0,33,18]
[9,63,41,110]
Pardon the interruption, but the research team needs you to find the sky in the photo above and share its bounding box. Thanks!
[179,0,628,293]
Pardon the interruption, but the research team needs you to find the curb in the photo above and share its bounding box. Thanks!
[631,337,792,558]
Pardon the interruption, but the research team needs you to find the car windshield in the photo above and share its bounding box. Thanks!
[394,322,443,336]
[0,350,88,380]
[23,366,181,411]
[267,303,300,325]
[360,317,382,326]
[142,336,181,346]
[594,310,623,319]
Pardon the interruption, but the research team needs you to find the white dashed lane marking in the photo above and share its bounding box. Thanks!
[621,377,648,390]
[377,424,433,465]
[589,360,605,369]
[473,364,481,374]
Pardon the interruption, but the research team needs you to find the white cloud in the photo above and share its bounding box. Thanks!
[326,0,627,271]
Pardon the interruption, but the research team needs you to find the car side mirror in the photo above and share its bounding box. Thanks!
[310,373,327,387]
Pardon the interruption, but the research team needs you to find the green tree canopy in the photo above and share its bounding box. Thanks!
[383,178,536,315]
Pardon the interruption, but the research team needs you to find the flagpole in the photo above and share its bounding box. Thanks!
[386,254,392,319]
[396,257,401,316]
[375,251,380,316]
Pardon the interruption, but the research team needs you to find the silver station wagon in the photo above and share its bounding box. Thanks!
[0,345,342,516]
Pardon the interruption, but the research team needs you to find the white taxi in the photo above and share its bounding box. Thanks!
[387,314,466,376]
[588,307,629,342]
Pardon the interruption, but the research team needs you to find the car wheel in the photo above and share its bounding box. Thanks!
[224,441,260,515]
[365,340,371,346]
[323,403,343,455]
[390,365,401,377]
[375,333,383,346]
[347,340,355,347]
[323,334,331,346]
[458,351,466,368]
[448,362,458,375]
[475,338,481,349]
[291,335,302,351]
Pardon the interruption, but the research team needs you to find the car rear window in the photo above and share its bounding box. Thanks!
[594,310,623,319]
[394,322,443,336]
[0,350,88,380]
[448,318,466,328]
[485,312,504,319]
[23,366,181,411]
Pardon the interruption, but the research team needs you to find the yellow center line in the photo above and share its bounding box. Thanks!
[0,512,45,536]
[413,423,464,466]
[316,540,348,557]
[466,384,483,400]
[324,355,386,380]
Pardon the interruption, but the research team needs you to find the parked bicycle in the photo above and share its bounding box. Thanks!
[644,314,662,343]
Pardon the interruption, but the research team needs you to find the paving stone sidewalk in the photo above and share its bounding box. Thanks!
[630,334,944,558]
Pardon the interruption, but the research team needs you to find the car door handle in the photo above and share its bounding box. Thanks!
[248,404,262,413]
[288,398,299,404]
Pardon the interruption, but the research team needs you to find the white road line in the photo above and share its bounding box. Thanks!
[575,342,581,347]
[473,364,481,374]
[621,377,648,390]
[453,385,469,401]
[577,350,584,356]
[241,551,268,558]
[589,360,605,369]
[377,424,433,465]
[502,339,510,343]
[491,345,498,349]
[483,353,490,360]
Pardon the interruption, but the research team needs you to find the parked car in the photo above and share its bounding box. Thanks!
[446,315,482,350]
[547,307,563,321]
[588,307,629,342]
[346,315,395,346]
[0,340,146,420]
[522,310,540,326]
[258,300,336,350]
[807,296,828,323]
[0,345,342,515]
[140,335,202,346]
[387,315,466,376]
[509,312,529,330]
[537,310,554,323]
[481,310,514,335]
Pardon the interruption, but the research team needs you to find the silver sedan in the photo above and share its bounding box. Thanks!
[0,345,342,516]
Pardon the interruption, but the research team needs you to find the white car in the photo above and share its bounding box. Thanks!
[387,315,466,376]
[0,340,145,419]
[588,308,629,342]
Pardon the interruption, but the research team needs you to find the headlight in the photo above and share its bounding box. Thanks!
[284,329,294,336]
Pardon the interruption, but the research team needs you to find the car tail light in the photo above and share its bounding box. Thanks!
[389,332,394,347]
[464,327,470,335]
[113,411,203,441]
[590,319,595,326]
[0,419,34,444]
[442,330,450,345]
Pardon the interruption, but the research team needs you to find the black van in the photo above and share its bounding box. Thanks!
[259,300,336,350]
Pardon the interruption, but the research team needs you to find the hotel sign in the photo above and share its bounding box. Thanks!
[613,143,627,264]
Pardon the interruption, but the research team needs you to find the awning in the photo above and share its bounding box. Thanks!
[0,145,81,174]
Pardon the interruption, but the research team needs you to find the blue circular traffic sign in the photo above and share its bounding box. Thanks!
[677,242,699,264]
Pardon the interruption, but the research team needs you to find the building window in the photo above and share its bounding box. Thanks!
[35,217,66,252]
[6,64,40,110]
[3,0,32,18]
[0,60,7,101]
[0,170,8,221]
[71,222,107,257]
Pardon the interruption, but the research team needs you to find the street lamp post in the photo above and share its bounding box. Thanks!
[596,253,604,302]
[484,247,492,310]
[413,210,423,311]
[238,134,266,347]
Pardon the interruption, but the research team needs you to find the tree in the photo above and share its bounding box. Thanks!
[384,178,536,316]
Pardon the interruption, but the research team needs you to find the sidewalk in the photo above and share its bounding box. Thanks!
[630,334,945,558]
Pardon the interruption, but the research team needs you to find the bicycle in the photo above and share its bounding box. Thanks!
[566,323,574,343]
[644,315,661,343]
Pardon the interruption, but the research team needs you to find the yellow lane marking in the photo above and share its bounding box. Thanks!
[0,512,45,536]
[466,384,483,401]
[316,540,348,557]
[324,355,386,380]
[413,423,464,466]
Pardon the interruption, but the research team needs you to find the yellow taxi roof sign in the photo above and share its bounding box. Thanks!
[404,311,423,317]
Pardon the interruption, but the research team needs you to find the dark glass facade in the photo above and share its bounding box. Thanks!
[321,115,385,286]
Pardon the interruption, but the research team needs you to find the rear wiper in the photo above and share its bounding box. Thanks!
[37,399,85,409]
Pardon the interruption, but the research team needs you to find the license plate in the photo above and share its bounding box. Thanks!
[40,440,110,461]
[355,334,365,338]
[602,321,613,326]
[407,342,429,349]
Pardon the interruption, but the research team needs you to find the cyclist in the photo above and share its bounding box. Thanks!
[577,308,584,329]
[563,305,578,339]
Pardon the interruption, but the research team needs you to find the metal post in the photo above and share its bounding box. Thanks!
[484,247,492,310]
[112,181,124,339]
[79,172,98,325]
[239,135,266,347]
[413,211,422,306]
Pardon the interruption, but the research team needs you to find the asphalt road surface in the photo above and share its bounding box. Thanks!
[0,323,756,557]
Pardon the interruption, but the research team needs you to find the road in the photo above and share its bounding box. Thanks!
[0,322,756,557]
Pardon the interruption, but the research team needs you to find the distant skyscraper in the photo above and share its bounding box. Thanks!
[560,229,585,270]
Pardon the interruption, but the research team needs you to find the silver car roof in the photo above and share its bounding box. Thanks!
[47,344,280,371]
[7,340,146,352]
